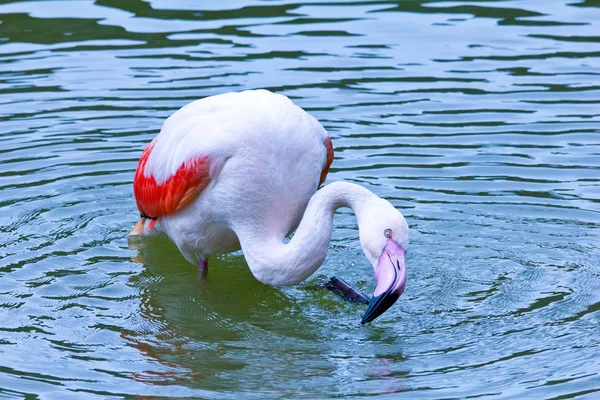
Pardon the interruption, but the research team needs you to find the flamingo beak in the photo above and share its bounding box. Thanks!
[361,239,407,324]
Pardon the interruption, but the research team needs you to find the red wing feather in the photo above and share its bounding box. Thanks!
[319,137,334,187]
[134,143,212,221]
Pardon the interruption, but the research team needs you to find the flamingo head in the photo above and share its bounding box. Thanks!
[357,198,409,324]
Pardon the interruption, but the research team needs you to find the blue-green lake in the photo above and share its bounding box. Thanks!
[0,0,599,398]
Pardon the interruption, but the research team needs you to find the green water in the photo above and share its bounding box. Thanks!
[1,1,599,398]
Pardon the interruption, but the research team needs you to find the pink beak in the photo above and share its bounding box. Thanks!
[361,239,407,324]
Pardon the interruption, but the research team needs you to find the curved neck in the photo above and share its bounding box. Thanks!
[236,182,378,286]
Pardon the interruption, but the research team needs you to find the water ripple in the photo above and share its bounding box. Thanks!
[0,0,599,398]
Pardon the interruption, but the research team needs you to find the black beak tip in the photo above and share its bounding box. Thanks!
[360,291,401,324]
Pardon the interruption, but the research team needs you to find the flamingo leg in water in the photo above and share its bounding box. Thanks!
[325,277,370,305]
[198,258,208,278]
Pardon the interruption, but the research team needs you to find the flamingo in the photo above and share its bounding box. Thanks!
[130,89,409,324]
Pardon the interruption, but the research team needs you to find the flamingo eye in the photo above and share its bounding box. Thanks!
[384,229,392,238]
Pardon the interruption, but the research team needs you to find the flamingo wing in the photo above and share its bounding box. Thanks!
[133,142,212,231]
[319,137,334,187]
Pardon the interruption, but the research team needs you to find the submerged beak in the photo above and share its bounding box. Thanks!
[361,239,407,324]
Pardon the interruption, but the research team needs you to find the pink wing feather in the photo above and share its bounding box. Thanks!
[319,137,334,187]
[133,143,212,231]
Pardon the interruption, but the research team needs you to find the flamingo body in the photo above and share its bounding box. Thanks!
[133,90,332,264]
[132,89,410,323]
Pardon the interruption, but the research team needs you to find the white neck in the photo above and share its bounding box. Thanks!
[236,181,378,286]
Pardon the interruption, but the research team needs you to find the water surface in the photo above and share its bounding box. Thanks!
[0,0,599,398]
